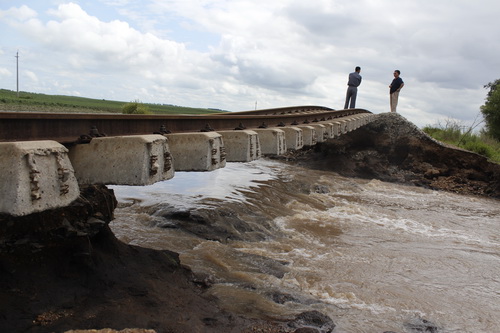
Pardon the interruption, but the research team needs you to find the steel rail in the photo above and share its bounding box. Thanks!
[0,106,370,144]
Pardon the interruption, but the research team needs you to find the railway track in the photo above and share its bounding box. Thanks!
[0,106,370,144]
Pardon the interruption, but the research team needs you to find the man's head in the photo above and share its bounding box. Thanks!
[394,70,401,77]
[355,66,361,72]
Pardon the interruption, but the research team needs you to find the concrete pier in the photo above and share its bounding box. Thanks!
[167,132,227,171]
[344,115,361,131]
[328,121,341,137]
[280,127,304,150]
[69,135,174,186]
[357,113,373,127]
[321,122,335,139]
[334,120,349,135]
[0,141,80,216]
[252,128,287,156]
[345,116,361,131]
[297,125,317,146]
[309,124,327,142]
[218,130,261,162]
[355,115,365,128]
[361,114,371,125]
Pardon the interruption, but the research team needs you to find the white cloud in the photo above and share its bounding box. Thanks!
[23,70,38,82]
[0,5,37,22]
[3,3,188,73]
[0,0,499,128]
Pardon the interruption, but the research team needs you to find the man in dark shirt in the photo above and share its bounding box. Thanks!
[389,70,404,112]
[344,66,362,109]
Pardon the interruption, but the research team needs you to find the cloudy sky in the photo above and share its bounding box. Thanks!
[1,0,499,128]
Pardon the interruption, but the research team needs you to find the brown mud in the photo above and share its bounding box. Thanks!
[283,112,500,199]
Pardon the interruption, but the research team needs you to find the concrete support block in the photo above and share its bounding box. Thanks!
[363,114,375,125]
[347,119,356,131]
[354,116,363,129]
[0,141,80,216]
[329,121,342,137]
[297,125,317,146]
[280,127,304,150]
[361,115,367,125]
[321,122,335,139]
[364,114,373,125]
[341,119,352,132]
[336,120,349,134]
[345,116,357,130]
[252,128,287,156]
[218,130,261,162]
[69,135,174,185]
[349,116,362,130]
[343,115,364,131]
[309,124,327,142]
[360,114,369,123]
[358,115,367,127]
[349,119,357,132]
[166,132,226,171]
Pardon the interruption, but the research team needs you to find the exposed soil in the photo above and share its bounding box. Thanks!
[284,112,500,199]
[0,186,295,333]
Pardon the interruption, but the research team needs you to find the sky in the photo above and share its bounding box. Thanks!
[1,0,499,129]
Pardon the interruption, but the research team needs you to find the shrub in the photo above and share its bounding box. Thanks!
[462,141,494,158]
[424,124,500,163]
[423,119,463,143]
[122,100,152,114]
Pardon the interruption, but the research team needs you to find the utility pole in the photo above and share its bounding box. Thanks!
[16,51,19,98]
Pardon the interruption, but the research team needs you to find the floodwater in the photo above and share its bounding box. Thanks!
[109,159,500,333]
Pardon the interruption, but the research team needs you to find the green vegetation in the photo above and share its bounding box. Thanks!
[0,89,225,115]
[423,119,500,163]
[480,79,500,141]
[422,78,500,164]
[122,100,152,114]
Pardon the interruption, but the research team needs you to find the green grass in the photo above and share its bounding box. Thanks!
[0,89,225,115]
[423,125,500,163]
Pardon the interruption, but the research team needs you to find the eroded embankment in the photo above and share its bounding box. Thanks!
[287,112,500,199]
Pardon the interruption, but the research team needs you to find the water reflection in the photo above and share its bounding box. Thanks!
[110,160,281,209]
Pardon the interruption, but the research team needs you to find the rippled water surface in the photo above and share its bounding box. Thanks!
[110,160,500,333]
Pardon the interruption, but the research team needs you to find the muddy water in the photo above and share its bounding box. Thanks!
[109,160,500,333]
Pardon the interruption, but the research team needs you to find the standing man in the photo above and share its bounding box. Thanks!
[344,66,362,109]
[389,70,404,112]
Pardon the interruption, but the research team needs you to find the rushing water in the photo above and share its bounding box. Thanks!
[109,159,500,333]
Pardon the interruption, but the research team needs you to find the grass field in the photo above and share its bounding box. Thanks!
[0,89,225,114]
[423,125,500,163]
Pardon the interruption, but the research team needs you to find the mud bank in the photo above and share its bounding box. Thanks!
[286,112,500,199]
